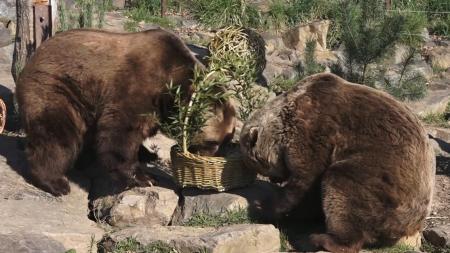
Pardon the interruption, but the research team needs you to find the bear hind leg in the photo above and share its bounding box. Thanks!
[310,233,363,253]
[25,113,85,196]
[310,165,369,253]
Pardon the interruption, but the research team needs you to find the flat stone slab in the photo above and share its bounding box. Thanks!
[105,224,280,253]
[406,89,450,116]
[0,135,104,253]
[90,186,179,228]
[172,180,279,224]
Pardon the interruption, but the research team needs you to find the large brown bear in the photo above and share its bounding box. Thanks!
[240,73,435,253]
[16,28,236,196]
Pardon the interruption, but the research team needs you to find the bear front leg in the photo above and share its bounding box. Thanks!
[95,112,157,189]
[265,148,327,220]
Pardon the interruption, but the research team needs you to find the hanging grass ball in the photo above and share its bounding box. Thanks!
[208,26,266,77]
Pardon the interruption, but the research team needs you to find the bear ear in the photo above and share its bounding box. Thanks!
[249,127,258,148]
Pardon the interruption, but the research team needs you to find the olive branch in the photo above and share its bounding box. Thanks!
[161,66,229,153]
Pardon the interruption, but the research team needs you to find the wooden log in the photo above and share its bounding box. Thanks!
[12,0,34,82]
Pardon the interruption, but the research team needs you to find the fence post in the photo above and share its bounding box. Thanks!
[386,0,392,10]
[161,0,167,17]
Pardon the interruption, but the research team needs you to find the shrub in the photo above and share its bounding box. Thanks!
[208,27,268,120]
[393,0,450,36]
[58,0,112,31]
[125,0,176,28]
[335,0,408,84]
[161,67,229,151]
[383,47,428,101]
[187,0,262,28]
[301,39,326,76]
[268,76,297,95]
[269,39,324,95]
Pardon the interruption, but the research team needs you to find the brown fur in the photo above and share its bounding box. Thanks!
[240,73,435,252]
[16,28,235,196]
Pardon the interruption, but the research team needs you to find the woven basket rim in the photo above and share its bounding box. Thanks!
[171,149,242,163]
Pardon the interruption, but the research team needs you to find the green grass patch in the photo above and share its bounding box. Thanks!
[184,209,252,227]
[268,76,298,95]
[371,244,415,253]
[279,229,292,252]
[421,102,450,128]
[421,112,449,128]
[111,238,177,253]
[124,20,140,32]
[421,242,450,253]
[188,0,262,28]
[433,65,449,74]
[125,0,176,28]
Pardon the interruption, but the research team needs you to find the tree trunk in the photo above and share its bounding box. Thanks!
[385,0,392,10]
[12,0,34,82]
[161,0,167,17]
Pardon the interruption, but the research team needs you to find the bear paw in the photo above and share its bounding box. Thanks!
[37,177,71,196]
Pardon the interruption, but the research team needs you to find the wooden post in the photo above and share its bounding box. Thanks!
[161,0,167,17]
[33,2,52,49]
[386,0,392,10]
[12,0,33,82]
[50,0,57,35]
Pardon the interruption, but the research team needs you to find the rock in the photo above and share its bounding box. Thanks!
[428,45,450,70]
[0,22,12,48]
[182,19,200,30]
[90,186,179,228]
[314,50,338,68]
[378,44,433,86]
[405,89,450,116]
[112,0,126,9]
[423,224,450,248]
[282,20,331,52]
[262,31,336,84]
[0,0,15,21]
[138,21,161,31]
[427,126,450,157]
[103,12,128,32]
[172,180,279,224]
[0,135,104,253]
[104,224,280,253]
[263,53,299,82]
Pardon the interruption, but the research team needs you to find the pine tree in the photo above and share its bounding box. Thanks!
[337,0,405,84]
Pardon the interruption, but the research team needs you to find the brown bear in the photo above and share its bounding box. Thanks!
[240,73,435,253]
[16,28,236,196]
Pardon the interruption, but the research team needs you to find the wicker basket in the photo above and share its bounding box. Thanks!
[170,149,256,192]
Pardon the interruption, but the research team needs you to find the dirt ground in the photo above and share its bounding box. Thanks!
[426,156,450,229]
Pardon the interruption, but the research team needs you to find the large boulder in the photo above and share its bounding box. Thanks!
[405,89,450,116]
[0,135,104,253]
[0,22,12,48]
[423,225,450,248]
[426,126,450,158]
[172,180,279,225]
[0,0,15,21]
[90,186,179,228]
[102,224,281,253]
[282,20,331,52]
